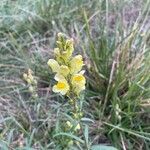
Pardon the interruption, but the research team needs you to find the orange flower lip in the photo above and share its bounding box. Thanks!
[73,75,84,82]
[56,82,66,89]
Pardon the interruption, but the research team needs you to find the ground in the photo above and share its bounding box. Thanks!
[0,0,150,150]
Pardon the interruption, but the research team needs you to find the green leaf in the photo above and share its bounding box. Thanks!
[53,132,84,144]
[0,141,8,150]
[84,125,89,145]
[91,145,118,150]
[81,117,94,123]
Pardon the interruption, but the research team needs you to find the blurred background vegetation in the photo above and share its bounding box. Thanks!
[0,0,150,149]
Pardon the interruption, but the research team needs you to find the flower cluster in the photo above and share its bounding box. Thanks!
[47,33,86,148]
[23,69,38,99]
[47,33,86,96]
[115,104,121,121]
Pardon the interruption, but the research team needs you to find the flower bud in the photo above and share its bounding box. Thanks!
[68,140,73,146]
[74,123,80,131]
[66,121,72,128]
[23,73,28,80]
[26,78,32,84]
[57,32,63,38]
[29,86,34,93]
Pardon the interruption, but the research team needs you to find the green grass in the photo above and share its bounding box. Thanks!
[0,0,150,149]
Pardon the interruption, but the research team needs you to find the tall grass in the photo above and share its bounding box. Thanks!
[83,0,150,149]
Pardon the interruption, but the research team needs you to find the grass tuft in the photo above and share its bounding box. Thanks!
[0,0,150,149]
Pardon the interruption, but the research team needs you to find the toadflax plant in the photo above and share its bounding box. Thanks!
[47,33,86,147]
[23,69,38,99]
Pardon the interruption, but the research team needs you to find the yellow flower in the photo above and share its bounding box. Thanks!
[47,59,60,73]
[47,58,70,76]
[59,65,70,77]
[52,74,69,95]
[70,55,84,74]
[71,73,86,94]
